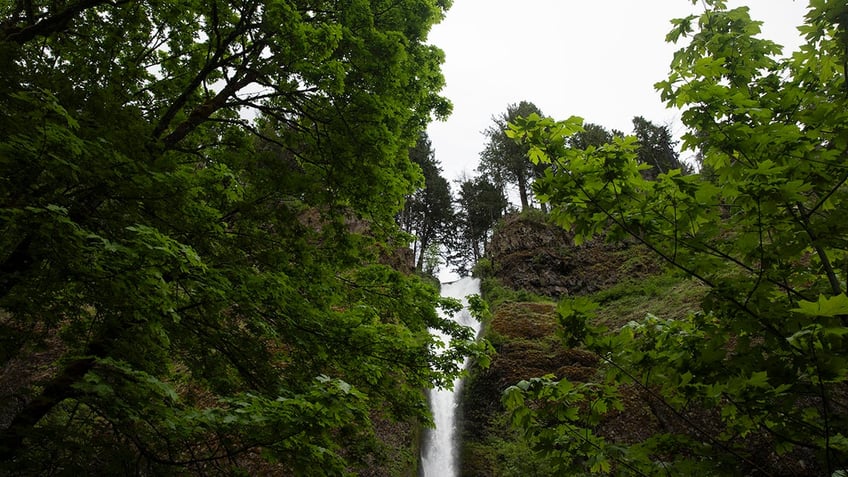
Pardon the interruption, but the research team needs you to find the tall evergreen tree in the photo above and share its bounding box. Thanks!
[451,175,508,274]
[569,122,621,150]
[479,101,543,211]
[631,115,691,178]
[400,132,455,273]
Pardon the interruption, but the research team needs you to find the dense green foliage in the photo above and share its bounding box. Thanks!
[567,122,621,151]
[504,0,848,474]
[566,118,688,180]
[460,238,707,477]
[0,1,489,474]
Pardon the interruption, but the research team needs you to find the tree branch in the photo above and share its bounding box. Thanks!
[790,202,843,297]
[161,69,258,149]
[0,356,95,460]
[0,0,121,44]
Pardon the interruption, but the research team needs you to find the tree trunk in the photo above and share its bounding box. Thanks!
[416,235,430,272]
[517,174,529,211]
[0,356,95,460]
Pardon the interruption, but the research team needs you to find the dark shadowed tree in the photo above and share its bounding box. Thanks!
[450,175,508,274]
[631,115,691,178]
[569,122,622,149]
[400,132,455,273]
[479,101,543,211]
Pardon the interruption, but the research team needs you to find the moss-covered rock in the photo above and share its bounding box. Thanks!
[486,213,660,298]
[458,211,704,476]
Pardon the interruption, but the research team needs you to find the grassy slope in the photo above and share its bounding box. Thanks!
[460,261,707,476]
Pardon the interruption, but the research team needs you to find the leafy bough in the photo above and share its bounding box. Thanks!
[502,1,848,474]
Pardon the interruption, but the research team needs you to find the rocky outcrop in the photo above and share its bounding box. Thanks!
[461,212,823,477]
[459,212,667,476]
[462,302,598,438]
[486,213,659,297]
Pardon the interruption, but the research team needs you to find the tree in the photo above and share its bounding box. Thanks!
[568,121,621,150]
[479,101,543,211]
[631,115,691,179]
[399,132,455,273]
[506,1,848,474]
[451,175,508,274]
[0,1,487,474]
[569,118,688,180]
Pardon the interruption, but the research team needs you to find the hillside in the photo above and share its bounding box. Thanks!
[460,212,824,476]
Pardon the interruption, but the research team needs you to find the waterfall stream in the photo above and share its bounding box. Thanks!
[420,277,482,477]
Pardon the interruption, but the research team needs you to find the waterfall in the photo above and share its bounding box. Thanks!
[420,277,482,477]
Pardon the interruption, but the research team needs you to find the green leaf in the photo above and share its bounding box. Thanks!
[45,204,69,215]
[747,371,769,388]
[793,294,848,317]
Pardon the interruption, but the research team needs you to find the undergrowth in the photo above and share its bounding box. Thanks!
[479,277,550,311]
[588,272,707,329]
[461,269,707,476]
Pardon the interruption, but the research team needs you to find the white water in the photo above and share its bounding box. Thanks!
[420,277,482,477]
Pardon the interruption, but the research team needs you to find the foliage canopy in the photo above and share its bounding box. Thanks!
[450,175,508,275]
[400,132,455,275]
[505,0,848,474]
[0,1,488,474]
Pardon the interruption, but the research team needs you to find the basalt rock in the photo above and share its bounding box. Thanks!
[486,213,659,297]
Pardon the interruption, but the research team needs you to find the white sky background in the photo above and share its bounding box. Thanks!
[426,0,809,183]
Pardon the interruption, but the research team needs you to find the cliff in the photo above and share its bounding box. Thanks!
[485,213,659,298]
[459,212,822,476]
[461,212,668,475]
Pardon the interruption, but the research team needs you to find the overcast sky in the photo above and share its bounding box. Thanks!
[426,0,809,183]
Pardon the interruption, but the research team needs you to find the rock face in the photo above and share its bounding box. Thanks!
[460,300,601,477]
[458,212,664,476]
[486,213,658,297]
[460,212,823,477]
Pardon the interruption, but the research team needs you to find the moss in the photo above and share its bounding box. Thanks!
[490,302,558,339]
[460,269,708,475]
[480,277,550,311]
[461,435,556,477]
[588,273,708,330]
[472,257,494,278]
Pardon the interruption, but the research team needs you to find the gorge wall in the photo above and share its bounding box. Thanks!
[460,212,664,476]
[485,213,660,298]
[458,212,821,476]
